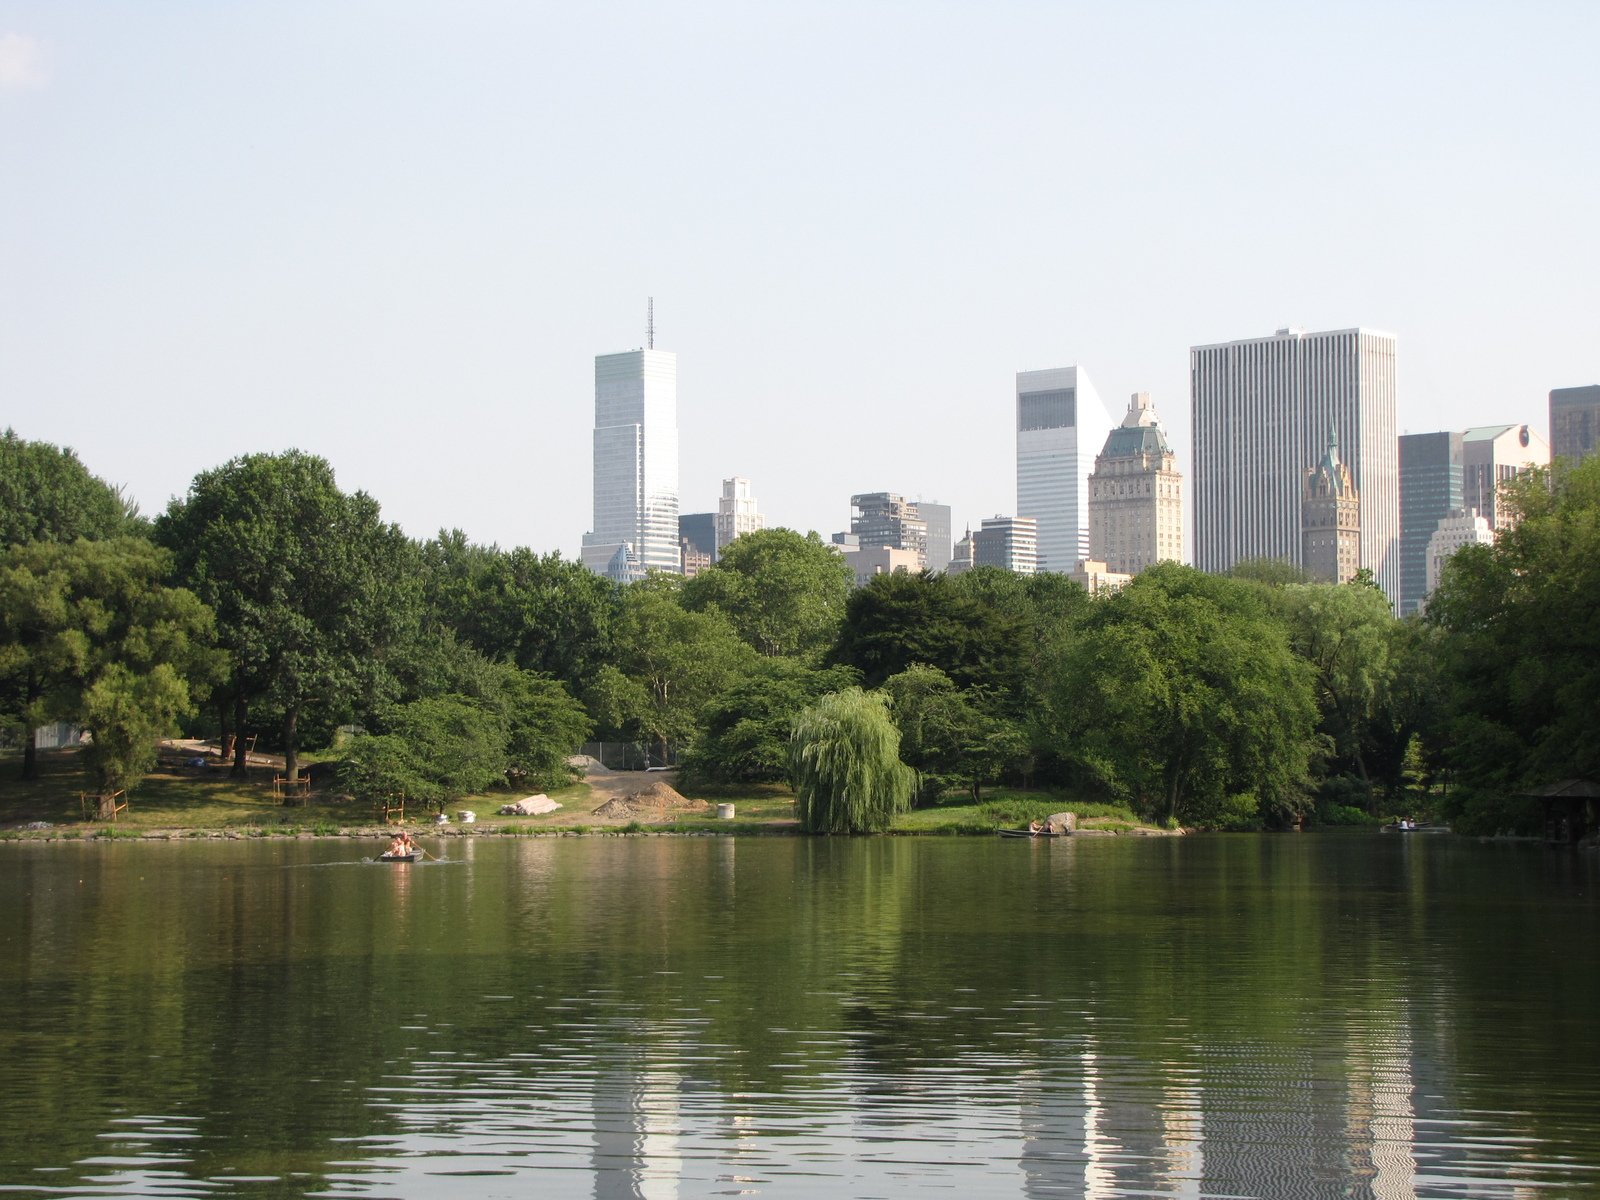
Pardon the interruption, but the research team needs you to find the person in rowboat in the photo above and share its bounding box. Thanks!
[386,832,416,857]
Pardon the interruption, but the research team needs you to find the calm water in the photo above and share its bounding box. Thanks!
[2,833,1598,1199]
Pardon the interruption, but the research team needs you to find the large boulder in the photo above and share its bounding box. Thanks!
[1046,811,1077,834]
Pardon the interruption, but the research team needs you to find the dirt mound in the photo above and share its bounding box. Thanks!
[591,779,710,820]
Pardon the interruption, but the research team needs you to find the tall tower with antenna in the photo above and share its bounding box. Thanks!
[581,301,680,580]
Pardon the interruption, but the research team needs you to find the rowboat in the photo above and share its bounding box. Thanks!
[376,852,419,862]
[997,828,1066,838]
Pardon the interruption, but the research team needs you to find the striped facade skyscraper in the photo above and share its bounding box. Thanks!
[1191,327,1400,601]
[580,348,681,581]
[1016,365,1114,573]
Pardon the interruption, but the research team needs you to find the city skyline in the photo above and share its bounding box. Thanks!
[2,4,1594,556]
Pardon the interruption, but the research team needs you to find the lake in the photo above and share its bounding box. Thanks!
[1,833,1597,1199]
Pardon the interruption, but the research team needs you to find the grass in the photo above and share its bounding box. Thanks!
[892,788,1148,835]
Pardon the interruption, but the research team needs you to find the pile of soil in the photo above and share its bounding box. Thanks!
[591,780,711,820]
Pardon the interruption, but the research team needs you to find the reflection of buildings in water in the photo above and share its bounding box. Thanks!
[1019,1039,1210,1199]
[591,1053,682,1200]
[1157,1072,1204,1199]
[1344,1013,1417,1199]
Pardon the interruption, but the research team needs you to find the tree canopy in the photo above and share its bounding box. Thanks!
[0,537,221,787]
[0,429,136,547]
[156,450,416,783]
[681,529,853,659]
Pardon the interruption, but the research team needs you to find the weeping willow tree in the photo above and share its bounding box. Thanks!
[788,687,913,833]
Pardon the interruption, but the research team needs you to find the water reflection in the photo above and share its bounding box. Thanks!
[1,836,1598,1198]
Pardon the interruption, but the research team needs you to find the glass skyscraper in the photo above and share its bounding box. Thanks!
[1016,365,1113,573]
[581,348,680,581]
[1397,432,1462,617]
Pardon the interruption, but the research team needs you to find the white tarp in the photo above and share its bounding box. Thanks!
[499,795,561,816]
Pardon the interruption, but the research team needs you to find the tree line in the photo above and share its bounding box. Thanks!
[3,429,1595,834]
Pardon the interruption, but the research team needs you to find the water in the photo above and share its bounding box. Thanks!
[1,833,1597,1199]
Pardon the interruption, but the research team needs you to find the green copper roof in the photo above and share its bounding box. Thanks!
[1101,424,1171,457]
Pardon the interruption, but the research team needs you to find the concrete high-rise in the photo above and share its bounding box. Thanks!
[1087,392,1183,575]
[715,477,764,555]
[1017,366,1114,573]
[581,348,680,581]
[1397,432,1463,617]
[1191,327,1399,600]
[1425,508,1494,605]
[972,515,1038,575]
[1549,385,1600,466]
[1462,424,1549,532]
[849,493,928,567]
[918,502,953,573]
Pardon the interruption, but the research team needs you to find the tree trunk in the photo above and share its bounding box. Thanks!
[283,705,300,784]
[231,694,249,776]
[218,693,231,764]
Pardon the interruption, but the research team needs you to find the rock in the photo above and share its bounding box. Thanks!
[1046,811,1077,833]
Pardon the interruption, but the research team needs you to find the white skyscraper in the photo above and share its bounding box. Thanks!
[1017,365,1114,573]
[714,476,764,555]
[1191,327,1400,600]
[581,347,680,581]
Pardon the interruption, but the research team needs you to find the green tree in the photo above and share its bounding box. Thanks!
[829,570,1027,692]
[0,429,136,547]
[681,659,860,784]
[0,538,220,786]
[1053,564,1318,827]
[1427,458,1600,829]
[156,451,416,785]
[681,528,853,659]
[419,533,616,692]
[79,664,194,799]
[788,687,913,833]
[588,577,754,764]
[882,663,1022,806]
[1274,580,1398,799]
[498,669,593,790]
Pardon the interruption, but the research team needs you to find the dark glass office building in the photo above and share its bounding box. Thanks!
[1550,385,1600,466]
[1398,432,1463,617]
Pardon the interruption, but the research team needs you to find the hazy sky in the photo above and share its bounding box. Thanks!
[3,2,1596,556]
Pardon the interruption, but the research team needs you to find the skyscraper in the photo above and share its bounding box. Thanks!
[1397,432,1463,617]
[849,493,927,566]
[917,501,952,573]
[715,477,764,555]
[1017,366,1113,573]
[1087,392,1183,575]
[581,347,680,581]
[972,515,1038,574]
[1549,385,1600,466]
[1190,327,1399,600]
[1462,424,1549,532]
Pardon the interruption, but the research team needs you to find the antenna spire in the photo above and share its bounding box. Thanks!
[647,297,654,350]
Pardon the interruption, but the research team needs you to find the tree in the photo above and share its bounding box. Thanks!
[1052,564,1318,827]
[829,570,1026,692]
[1274,581,1398,799]
[0,538,220,786]
[156,451,416,786]
[681,659,860,784]
[498,670,592,790]
[419,533,616,692]
[882,663,1021,805]
[587,576,754,763]
[681,529,853,659]
[788,687,913,833]
[0,429,136,548]
[1427,458,1600,830]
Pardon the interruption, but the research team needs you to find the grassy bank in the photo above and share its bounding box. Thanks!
[1,749,1166,838]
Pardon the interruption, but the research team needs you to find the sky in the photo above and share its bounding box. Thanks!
[2,1,1597,558]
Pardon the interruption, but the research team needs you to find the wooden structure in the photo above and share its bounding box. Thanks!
[273,774,312,804]
[80,791,128,822]
[1528,780,1600,845]
[374,793,405,824]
